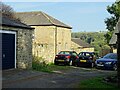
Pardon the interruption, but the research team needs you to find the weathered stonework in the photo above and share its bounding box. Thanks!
[113,49,117,53]
[56,27,71,53]
[1,26,33,69]
[32,26,71,63]
[15,11,72,63]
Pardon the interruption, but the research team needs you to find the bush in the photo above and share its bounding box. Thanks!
[32,56,51,72]
[33,56,48,66]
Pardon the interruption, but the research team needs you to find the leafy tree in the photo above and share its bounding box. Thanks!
[105,2,120,87]
[105,1,120,44]
[72,32,108,56]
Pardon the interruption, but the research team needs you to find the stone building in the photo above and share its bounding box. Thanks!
[71,38,94,53]
[109,18,120,53]
[16,11,72,63]
[0,16,34,70]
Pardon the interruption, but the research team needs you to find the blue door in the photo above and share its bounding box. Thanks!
[2,33,15,70]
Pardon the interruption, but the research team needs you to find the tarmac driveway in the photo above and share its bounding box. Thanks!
[2,67,116,88]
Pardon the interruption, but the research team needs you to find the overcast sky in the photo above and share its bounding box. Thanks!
[4,1,116,32]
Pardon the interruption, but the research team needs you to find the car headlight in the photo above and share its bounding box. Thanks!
[105,62,112,64]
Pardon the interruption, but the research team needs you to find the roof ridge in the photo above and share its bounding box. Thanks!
[16,11,41,13]
[41,12,72,28]
[41,11,54,25]
[16,11,72,29]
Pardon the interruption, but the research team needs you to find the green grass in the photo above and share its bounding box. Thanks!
[32,62,72,73]
[32,56,73,73]
[78,77,118,89]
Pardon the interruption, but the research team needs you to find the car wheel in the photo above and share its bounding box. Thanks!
[113,64,117,71]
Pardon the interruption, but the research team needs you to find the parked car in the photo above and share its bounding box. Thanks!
[95,53,117,70]
[54,51,79,66]
[75,52,96,68]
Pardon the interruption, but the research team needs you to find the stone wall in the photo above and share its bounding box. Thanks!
[71,41,82,53]
[32,26,55,63]
[31,26,71,63]
[113,49,117,53]
[56,27,71,53]
[1,26,33,69]
[78,47,94,53]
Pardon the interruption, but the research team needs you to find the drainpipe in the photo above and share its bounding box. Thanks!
[55,26,57,55]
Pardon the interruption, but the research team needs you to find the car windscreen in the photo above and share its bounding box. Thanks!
[79,52,92,57]
[103,53,117,59]
[58,51,70,55]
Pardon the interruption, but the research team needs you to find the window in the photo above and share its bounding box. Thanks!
[103,53,117,59]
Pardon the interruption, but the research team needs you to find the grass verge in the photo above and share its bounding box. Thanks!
[77,76,118,89]
[32,56,73,73]
[32,62,72,73]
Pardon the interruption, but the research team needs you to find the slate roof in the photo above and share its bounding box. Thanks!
[71,38,91,48]
[109,18,120,45]
[16,11,72,29]
[0,16,33,29]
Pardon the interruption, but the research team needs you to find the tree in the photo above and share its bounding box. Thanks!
[104,1,120,44]
[105,1,120,88]
[0,2,20,21]
[72,32,107,56]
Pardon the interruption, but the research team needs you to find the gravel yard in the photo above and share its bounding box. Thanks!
[2,67,116,88]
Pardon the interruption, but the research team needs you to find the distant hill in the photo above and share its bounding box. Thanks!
[72,32,107,44]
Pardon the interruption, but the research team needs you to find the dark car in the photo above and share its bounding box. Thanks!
[95,53,117,70]
[54,51,79,66]
[75,52,96,68]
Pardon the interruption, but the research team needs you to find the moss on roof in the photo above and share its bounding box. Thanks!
[16,11,72,29]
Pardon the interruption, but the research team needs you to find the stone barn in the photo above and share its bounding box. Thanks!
[71,38,94,53]
[0,16,34,70]
[16,11,72,63]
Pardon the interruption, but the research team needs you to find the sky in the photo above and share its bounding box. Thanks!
[4,1,116,32]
